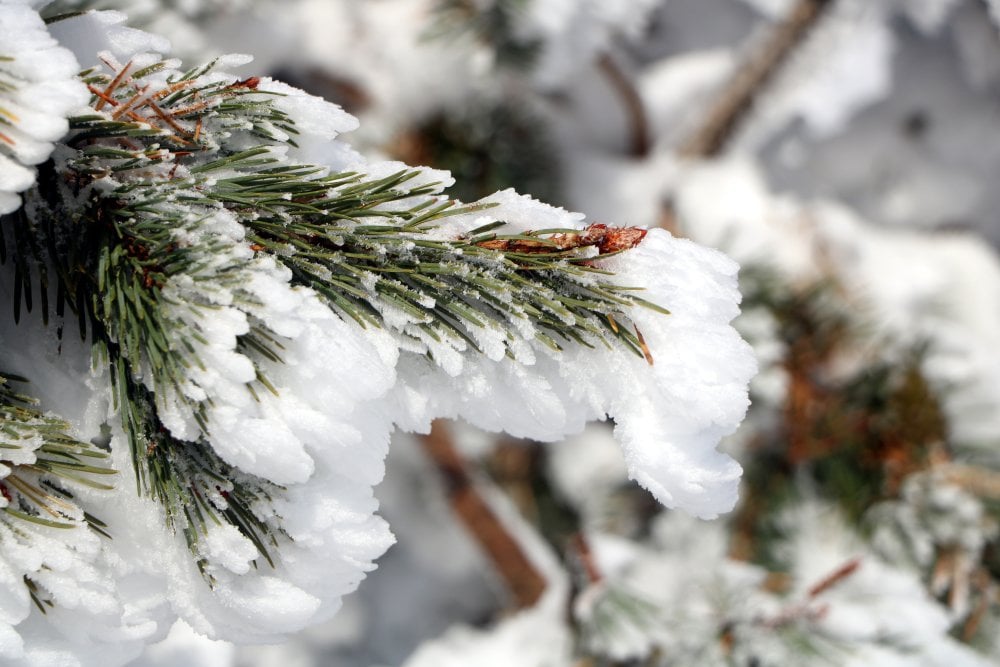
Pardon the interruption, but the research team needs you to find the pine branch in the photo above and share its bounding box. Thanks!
[1,60,320,576]
[0,371,114,531]
[228,166,664,360]
[105,348,282,580]
[59,58,664,368]
[1,54,668,583]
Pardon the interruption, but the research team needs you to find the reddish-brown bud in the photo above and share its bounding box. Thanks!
[598,226,647,254]
[234,77,261,89]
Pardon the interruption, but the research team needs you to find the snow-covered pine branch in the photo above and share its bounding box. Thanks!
[0,3,755,665]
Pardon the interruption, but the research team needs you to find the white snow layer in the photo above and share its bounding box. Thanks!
[736,0,895,147]
[402,476,573,667]
[514,0,663,90]
[0,4,757,665]
[676,156,1000,450]
[0,290,154,667]
[384,196,755,518]
[0,1,88,214]
[570,505,994,667]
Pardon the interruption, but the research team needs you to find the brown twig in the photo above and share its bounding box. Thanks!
[94,59,132,111]
[597,53,651,158]
[807,557,861,598]
[570,532,603,585]
[961,570,993,642]
[679,0,835,158]
[938,463,1000,500]
[475,223,647,255]
[755,558,860,631]
[421,421,548,609]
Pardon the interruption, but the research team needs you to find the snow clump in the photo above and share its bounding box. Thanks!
[0,1,88,214]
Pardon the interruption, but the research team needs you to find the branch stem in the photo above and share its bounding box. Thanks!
[679,0,834,157]
[421,421,547,609]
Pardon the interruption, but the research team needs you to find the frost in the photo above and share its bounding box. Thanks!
[47,10,171,67]
[254,77,362,169]
[201,525,258,576]
[0,2,88,214]
[0,2,761,663]
[567,502,993,667]
[380,222,755,519]
[869,473,999,618]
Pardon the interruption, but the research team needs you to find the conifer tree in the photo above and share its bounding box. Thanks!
[0,3,755,663]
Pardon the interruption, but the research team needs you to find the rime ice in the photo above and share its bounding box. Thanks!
[0,2,88,214]
[0,4,756,665]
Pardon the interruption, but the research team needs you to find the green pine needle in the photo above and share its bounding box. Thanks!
[0,372,115,531]
[0,54,669,583]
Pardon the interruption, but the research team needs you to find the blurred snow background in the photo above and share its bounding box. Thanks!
[106,0,1000,664]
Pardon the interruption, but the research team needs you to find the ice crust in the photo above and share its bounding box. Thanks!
[0,5,756,665]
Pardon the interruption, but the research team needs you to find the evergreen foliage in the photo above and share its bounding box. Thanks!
[0,371,114,531]
[1,48,664,597]
[430,0,543,70]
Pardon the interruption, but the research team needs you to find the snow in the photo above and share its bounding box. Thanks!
[638,49,736,147]
[781,504,996,667]
[377,191,755,518]
[816,206,1000,447]
[675,154,1000,453]
[47,10,171,68]
[598,231,754,516]
[736,0,895,146]
[9,0,1000,664]
[547,424,629,513]
[0,2,88,214]
[401,473,573,667]
[512,0,662,90]
[675,157,824,281]
[200,525,258,576]
[870,473,998,580]
[138,621,233,667]
[256,77,363,170]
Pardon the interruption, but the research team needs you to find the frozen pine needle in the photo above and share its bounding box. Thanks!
[0,5,756,664]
